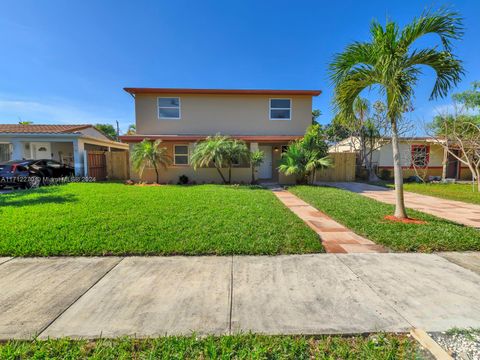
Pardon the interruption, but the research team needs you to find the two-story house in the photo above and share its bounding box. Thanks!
[120,88,321,184]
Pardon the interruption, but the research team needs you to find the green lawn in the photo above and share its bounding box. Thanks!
[0,334,419,359]
[0,183,321,256]
[290,186,480,252]
[387,182,480,205]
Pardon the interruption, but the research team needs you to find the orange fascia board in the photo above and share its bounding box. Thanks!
[119,135,302,143]
[124,88,321,96]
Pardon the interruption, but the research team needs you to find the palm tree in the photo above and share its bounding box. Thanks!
[224,139,250,183]
[126,124,136,135]
[190,134,229,184]
[131,139,171,183]
[249,150,264,184]
[302,124,330,183]
[279,141,331,184]
[278,141,309,184]
[329,8,464,218]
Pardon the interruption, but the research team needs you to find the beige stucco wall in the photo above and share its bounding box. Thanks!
[129,142,251,184]
[129,141,300,184]
[376,141,444,167]
[79,127,111,140]
[134,93,312,136]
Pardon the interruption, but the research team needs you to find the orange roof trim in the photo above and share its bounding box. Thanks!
[124,88,322,96]
[0,124,92,134]
[119,134,302,143]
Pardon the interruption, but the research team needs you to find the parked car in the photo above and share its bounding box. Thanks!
[0,159,74,189]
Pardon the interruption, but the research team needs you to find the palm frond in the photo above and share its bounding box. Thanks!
[399,7,463,51]
[329,42,376,85]
[406,48,464,99]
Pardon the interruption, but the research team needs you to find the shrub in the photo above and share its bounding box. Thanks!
[379,168,391,180]
[178,175,189,185]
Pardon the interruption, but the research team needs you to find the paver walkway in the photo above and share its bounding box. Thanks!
[272,189,387,253]
[328,182,480,228]
[0,253,479,339]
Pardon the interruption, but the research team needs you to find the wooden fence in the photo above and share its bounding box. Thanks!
[86,150,129,181]
[315,152,356,182]
[87,151,107,180]
[105,151,129,180]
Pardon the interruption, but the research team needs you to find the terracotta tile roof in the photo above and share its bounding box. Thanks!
[124,88,322,96]
[0,124,92,134]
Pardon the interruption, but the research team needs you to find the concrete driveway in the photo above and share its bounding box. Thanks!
[328,182,480,228]
[0,253,479,339]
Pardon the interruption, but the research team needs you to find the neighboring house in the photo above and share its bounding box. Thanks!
[330,136,473,180]
[0,124,128,176]
[119,88,321,184]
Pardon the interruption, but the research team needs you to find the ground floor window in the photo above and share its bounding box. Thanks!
[174,145,189,165]
[0,143,11,162]
[411,145,429,168]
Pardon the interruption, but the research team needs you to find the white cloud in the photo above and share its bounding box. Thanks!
[431,103,457,116]
[0,97,132,132]
[431,103,478,116]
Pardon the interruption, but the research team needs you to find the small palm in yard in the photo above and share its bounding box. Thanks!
[330,8,464,218]
[190,134,230,183]
[224,139,250,183]
[279,124,331,184]
[279,141,331,184]
[131,140,171,183]
[250,150,264,184]
[191,135,250,184]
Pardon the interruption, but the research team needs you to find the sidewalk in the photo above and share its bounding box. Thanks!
[272,189,387,253]
[328,182,480,228]
[0,253,479,340]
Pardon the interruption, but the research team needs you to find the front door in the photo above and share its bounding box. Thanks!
[446,150,459,179]
[258,145,272,179]
[31,142,52,160]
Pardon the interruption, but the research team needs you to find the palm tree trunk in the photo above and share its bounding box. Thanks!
[391,119,408,219]
[215,165,227,184]
[441,145,448,181]
[367,149,379,182]
[251,166,255,184]
[153,163,160,184]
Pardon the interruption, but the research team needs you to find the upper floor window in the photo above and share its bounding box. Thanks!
[269,99,291,120]
[174,145,189,165]
[158,97,181,119]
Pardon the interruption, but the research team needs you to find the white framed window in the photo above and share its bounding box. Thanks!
[158,97,181,119]
[174,145,189,165]
[269,98,291,120]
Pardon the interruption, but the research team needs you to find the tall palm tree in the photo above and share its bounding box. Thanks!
[330,8,464,218]
[131,139,171,183]
[190,134,229,183]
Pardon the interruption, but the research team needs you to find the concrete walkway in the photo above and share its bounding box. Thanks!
[328,182,480,228]
[273,189,388,253]
[0,253,479,339]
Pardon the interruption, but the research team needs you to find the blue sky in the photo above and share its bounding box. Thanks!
[0,0,479,133]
